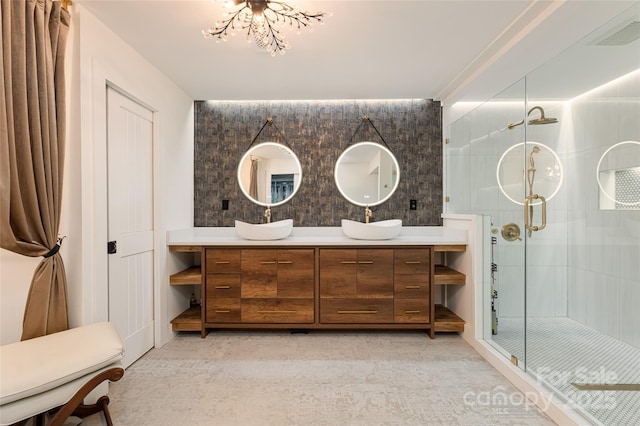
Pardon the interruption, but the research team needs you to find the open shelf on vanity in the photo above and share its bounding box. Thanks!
[169,246,203,333]
[169,266,202,285]
[433,245,466,332]
[170,305,202,332]
[434,265,466,285]
[434,304,465,332]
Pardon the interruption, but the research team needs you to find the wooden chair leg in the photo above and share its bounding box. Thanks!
[70,395,114,426]
[48,367,124,426]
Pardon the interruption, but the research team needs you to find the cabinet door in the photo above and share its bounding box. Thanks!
[277,249,314,298]
[241,249,277,298]
[356,249,393,298]
[319,249,358,297]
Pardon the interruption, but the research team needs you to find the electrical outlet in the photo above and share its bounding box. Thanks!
[410,199,417,210]
[222,199,229,210]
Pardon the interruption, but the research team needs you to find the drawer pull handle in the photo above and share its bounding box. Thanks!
[358,261,374,264]
[404,261,421,264]
[277,261,293,264]
[257,310,297,314]
[404,310,421,314]
[215,310,230,313]
[215,285,231,289]
[341,261,357,264]
[260,261,277,264]
[337,310,378,314]
[214,261,230,264]
[405,285,421,289]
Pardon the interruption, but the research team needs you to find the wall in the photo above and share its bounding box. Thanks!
[566,70,640,348]
[194,99,442,227]
[76,6,194,348]
[0,5,194,346]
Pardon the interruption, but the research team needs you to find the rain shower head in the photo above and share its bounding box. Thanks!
[507,106,558,129]
[527,106,558,125]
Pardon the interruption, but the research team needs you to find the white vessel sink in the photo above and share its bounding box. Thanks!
[341,219,402,240]
[235,219,293,240]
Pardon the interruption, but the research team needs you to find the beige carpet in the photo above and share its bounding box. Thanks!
[80,331,556,425]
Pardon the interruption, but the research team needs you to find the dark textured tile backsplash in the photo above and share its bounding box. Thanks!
[194,99,442,227]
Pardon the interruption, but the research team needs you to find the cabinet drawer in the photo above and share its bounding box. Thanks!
[206,274,241,298]
[206,249,241,273]
[394,249,431,275]
[320,298,393,323]
[206,298,241,323]
[241,299,314,323]
[394,274,429,298]
[394,299,430,323]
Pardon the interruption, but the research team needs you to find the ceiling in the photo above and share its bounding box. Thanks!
[76,0,638,104]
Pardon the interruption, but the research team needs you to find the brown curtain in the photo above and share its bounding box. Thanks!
[0,0,71,340]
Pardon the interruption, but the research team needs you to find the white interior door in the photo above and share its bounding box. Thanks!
[107,87,154,368]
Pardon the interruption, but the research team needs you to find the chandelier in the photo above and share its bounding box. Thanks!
[202,0,328,56]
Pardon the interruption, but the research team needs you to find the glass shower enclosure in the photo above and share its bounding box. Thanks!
[446,4,640,425]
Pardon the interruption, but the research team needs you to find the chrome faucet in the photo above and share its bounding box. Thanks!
[365,206,372,223]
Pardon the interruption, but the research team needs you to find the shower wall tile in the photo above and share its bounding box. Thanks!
[496,265,525,318]
[619,278,640,348]
[567,267,586,324]
[194,99,443,227]
[526,265,556,317]
[554,267,567,317]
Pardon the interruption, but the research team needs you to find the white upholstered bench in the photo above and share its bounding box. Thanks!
[0,322,125,426]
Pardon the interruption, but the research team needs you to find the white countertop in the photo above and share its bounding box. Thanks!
[167,226,468,246]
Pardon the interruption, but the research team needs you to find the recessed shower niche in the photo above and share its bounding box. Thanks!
[597,140,640,210]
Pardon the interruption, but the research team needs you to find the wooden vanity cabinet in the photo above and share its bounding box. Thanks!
[204,248,314,326]
[319,247,433,332]
[240,249,314,323]
[319,249,394,323]
[169,238,466,338]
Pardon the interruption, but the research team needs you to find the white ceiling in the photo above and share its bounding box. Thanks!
[76,0,638,104]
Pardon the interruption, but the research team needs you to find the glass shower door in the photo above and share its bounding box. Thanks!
[447,78,529,370]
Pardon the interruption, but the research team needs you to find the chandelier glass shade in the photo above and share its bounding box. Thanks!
[203,0,328,56]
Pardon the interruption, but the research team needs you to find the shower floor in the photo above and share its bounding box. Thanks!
[491,316,640,426]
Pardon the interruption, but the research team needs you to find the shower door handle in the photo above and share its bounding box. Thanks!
[524,194,546,234]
